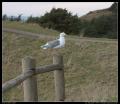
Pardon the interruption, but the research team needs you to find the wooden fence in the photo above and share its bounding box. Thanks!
[2,55,65,101]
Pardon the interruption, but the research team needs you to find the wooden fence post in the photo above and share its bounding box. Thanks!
[22,57,38,101]
[53,55,65,101]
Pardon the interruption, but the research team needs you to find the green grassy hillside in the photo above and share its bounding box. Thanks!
[2,21,118,102]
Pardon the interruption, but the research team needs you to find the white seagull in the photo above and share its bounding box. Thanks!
[41,32,66,49]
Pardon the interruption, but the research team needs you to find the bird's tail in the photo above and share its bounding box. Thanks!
[40,45,47,49]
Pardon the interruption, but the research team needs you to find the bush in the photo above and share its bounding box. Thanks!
[84,14,117,39]
[27,8,82,35]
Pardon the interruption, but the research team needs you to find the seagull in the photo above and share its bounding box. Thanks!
[41,32,66,49]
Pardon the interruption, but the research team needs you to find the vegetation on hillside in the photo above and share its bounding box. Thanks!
[27,8,82,35]
[80,2,118,39]
[80,2,118,21]
[83,13,117,39]
[2,3,118,39]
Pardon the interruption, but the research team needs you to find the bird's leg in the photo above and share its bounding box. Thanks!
[53,49,55,56]
[47,48,52,56]
[41,49,47,58]
[53,48,57,56]
[50,48,52,55]
[45,49,48,57]
[48,48,52,56]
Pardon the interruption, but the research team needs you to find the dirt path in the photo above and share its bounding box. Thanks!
[2,28,118,44]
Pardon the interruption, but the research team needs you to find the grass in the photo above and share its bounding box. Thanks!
[2,21,59,36]
[2,21,118,102]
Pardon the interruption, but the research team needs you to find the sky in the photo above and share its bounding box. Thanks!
[2,2,114,17]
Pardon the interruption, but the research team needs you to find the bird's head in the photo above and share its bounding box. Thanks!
[60,32,66,37]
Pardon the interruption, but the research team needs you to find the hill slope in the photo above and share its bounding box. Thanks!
[2,21,118,102]
[80,3,117,21]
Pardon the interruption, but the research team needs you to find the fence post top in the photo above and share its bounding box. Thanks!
[22,56,35,61]
[53,54,63,58]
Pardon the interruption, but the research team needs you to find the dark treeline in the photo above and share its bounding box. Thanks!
[26,8,82,35]
[83,13,117,39]
[3,3,118,39]
[2,14,23,21]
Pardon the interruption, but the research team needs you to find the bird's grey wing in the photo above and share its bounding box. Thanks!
[47,39,60,48]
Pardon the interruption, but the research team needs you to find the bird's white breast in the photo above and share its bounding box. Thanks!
[59,37,65,46]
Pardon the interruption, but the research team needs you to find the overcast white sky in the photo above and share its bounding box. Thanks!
[2,2,114,17]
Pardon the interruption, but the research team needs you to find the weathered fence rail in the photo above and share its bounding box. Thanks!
[2,55,65,101]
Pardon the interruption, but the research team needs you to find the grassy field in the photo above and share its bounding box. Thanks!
[2,21,118,102]
[2,21,59,36]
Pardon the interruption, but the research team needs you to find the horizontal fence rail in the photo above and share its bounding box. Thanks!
[2,64,62,93]
[2,55,65,101]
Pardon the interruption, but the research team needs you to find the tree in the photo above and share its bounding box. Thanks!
[2,14,8,21]
[109,2,118,12]
[16,14,22,21]
[26,15,40,23]
[9,16,15,21]
[38,8,82,35]
[84,20,98,37]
